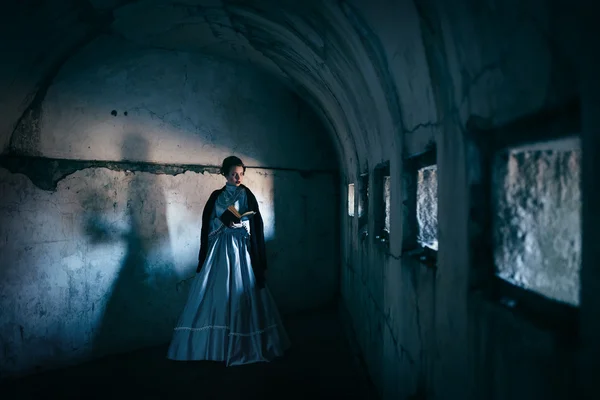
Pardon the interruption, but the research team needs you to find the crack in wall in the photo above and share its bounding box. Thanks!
[0,155,217,191]
[220,1,358,172]
[409,263,426,379]
[346,265,417,366]
[339,0,405,134]
[406,121,441,134]
[413,0,462,126]
[175,274,196,292]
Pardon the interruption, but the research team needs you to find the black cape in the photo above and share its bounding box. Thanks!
[196,184,267,288]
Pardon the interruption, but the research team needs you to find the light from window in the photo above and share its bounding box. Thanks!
[348,183,355,217]
[493,142,581,306]
[417,165,438,250]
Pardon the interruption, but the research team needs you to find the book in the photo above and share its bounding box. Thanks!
[220,205,256,226]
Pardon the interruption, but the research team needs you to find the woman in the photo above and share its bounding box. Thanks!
[167,156,290,366]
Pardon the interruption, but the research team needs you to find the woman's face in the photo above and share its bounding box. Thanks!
[226,165,244,186]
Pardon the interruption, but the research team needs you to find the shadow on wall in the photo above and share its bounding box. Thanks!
[84,134,179,357]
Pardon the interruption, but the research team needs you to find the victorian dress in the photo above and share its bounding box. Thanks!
[167,183,290,365]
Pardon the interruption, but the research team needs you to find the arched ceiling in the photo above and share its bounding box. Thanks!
[3,0,588,178]
[1,0,401,175]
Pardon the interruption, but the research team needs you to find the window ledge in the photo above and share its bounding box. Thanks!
[402,246,437,269]
[472,277,579,344]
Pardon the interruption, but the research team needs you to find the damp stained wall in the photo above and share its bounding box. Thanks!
[338,1,590,399]
[0,38,338,378]
[1,1,599,399]
[10,35,334,169]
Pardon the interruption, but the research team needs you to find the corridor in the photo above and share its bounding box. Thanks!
[1,1,599,399]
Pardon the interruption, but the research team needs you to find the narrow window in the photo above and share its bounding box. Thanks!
[384,176,391,234]
[493,138,581,306]
[467,100,581,329]
[402,146,437,264]
[348,183,355,217]
[416,165,438,250]
[374,162,390,243]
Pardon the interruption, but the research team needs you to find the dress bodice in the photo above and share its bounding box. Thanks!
[210,184,250,233]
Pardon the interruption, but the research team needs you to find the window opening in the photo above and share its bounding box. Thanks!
[384,176,391,233]
[493,138,581,306]
[402,145,437,266]
[348,183,355,217]
[417,165,438,250]
[374,162,390,243]
[467,101,582,329]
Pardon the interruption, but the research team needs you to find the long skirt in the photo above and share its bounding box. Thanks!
[167,226,290,366]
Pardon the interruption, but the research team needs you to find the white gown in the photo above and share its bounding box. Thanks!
[167,184,290,366]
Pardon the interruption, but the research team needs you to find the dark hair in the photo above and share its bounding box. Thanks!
[220,156,246,176]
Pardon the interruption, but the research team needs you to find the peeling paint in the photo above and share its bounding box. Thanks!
[0,155,335,192]
[0,155,219,191]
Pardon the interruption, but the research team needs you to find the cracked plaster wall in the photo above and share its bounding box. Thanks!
[0,165,338,378]
[0,9,340,377]
[338,1,591,399]
[1,0,599,398]
[9,34,335,169]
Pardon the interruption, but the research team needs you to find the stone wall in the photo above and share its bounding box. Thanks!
[339,0,589,399]
[1,1,599,398]
[0,39,338,378]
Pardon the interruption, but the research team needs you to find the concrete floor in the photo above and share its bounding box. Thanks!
[0,306,377,399]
